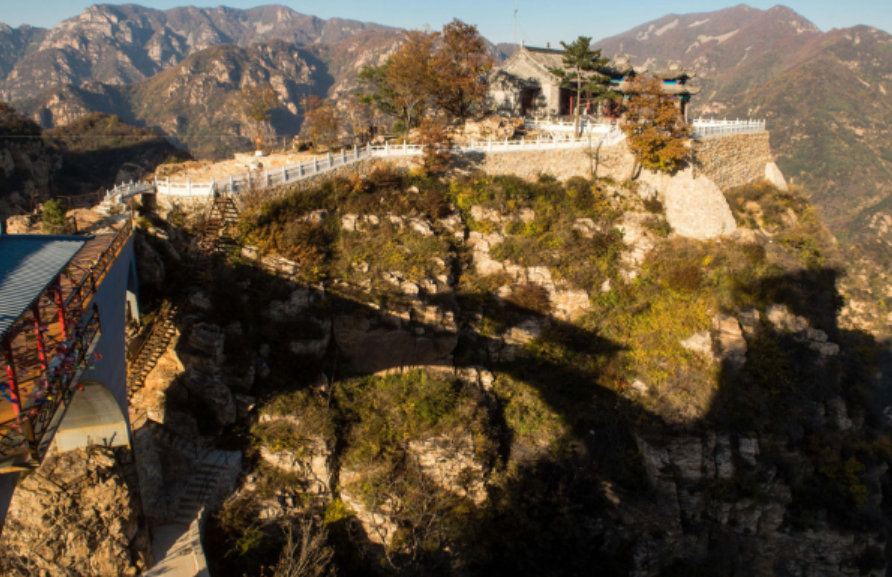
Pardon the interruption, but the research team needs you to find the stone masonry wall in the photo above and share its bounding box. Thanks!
[462,143,638,183]
[157,133,771,212]
[693,133,773,191]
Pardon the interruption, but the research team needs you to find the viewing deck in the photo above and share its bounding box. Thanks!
[0,219,133,468]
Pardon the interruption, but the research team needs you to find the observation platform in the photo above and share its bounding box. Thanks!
[0,217,138,529]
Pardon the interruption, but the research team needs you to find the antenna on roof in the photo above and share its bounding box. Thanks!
[514,0,518,46]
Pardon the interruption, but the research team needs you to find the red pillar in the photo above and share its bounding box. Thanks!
[53,277,68,341]
[32,302,48,371]
[2,334,23,415]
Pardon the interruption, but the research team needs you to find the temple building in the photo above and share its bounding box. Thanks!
[488,45,576,117]
[488,45,700,121]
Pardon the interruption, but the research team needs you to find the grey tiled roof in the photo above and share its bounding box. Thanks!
[0,235,88,340]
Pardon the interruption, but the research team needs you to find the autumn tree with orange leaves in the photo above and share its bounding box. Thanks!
[359,20,493,130]
[622,76,691,174]
[301,95,340,150]
[434,20,494,119]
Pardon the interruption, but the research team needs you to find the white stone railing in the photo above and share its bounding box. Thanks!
[149,133,627,197]
[102,181,155,204]
[524,118,614,134]
[692,118,766,139]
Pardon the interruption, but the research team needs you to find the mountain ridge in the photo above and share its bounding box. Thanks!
[0,3,395,101]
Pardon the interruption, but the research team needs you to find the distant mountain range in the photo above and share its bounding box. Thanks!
[0,4,395,102]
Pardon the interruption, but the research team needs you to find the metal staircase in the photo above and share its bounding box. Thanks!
[198,194,240,253]
[126,193,241,397]
[127,301,179,397]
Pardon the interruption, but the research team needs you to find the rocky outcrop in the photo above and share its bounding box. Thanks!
[334,309,458,374]
[0,447,151,577]
[764,162,789,191]
[664,169,737,240]
[258,414,335,499]
[765,304,840,357]
[408,433,487,504]
[468,228,593,320]
[629,430,884,577]
[618,212,658,279]
[184,370,237,428]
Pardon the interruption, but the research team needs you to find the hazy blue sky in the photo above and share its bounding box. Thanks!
[2,1,889,44]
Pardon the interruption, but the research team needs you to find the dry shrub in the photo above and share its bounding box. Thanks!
[665,263,702,292]
[414,117,453,176]
[425,188,450,219]
[368,161,402,189]
[346,172,371,194]
[508,283,552,315]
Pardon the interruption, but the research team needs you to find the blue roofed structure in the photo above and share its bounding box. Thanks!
[0,235,89,340]
[0,222,137,533]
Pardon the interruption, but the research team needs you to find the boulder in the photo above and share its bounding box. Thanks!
[680,331,714,361]
[664,169,737,240]
[188,290,213,311]
[408,433,488,504]
[183,370,237,427]
[765,304,810,334]
[712,314,747,368]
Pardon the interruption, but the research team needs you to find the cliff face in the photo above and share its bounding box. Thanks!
[0,103,58,211]
[0,447,151,577]
[118,158,890,577]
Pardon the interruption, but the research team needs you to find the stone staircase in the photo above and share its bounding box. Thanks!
[171,449,239,525]
[145,448,241,577]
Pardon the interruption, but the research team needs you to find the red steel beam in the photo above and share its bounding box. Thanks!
[2,334,23,415]
[31,302,48,372]
[53,276,68,341]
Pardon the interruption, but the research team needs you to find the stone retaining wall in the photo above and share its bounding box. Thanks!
[458,144,637,183]
[156,133,772,212]
[692,133,773,191]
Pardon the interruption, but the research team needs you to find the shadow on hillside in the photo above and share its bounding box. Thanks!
[169,248,891,577]
[53,139,188,195]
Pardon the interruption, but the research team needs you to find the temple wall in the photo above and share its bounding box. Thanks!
[692,132,773,191]
[496,53,562,115]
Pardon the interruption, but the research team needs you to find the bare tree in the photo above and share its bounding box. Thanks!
[271,519,334,577]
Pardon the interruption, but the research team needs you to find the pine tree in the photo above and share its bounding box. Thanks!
[550,37,610,136]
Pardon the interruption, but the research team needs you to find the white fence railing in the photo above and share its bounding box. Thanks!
[101,118,761,202]
[149,133,627,197]
[103,181,155,204]
[524,119,614,135]
[692,118,766,139]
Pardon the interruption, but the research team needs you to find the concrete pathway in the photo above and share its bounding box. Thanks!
[145,449,240,577]
[147,522,207,577]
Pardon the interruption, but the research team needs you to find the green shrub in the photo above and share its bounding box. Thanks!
[41,199,69,234]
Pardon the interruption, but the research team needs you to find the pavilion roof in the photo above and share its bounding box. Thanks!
[650,65,696,80]
[0,234,88,340]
